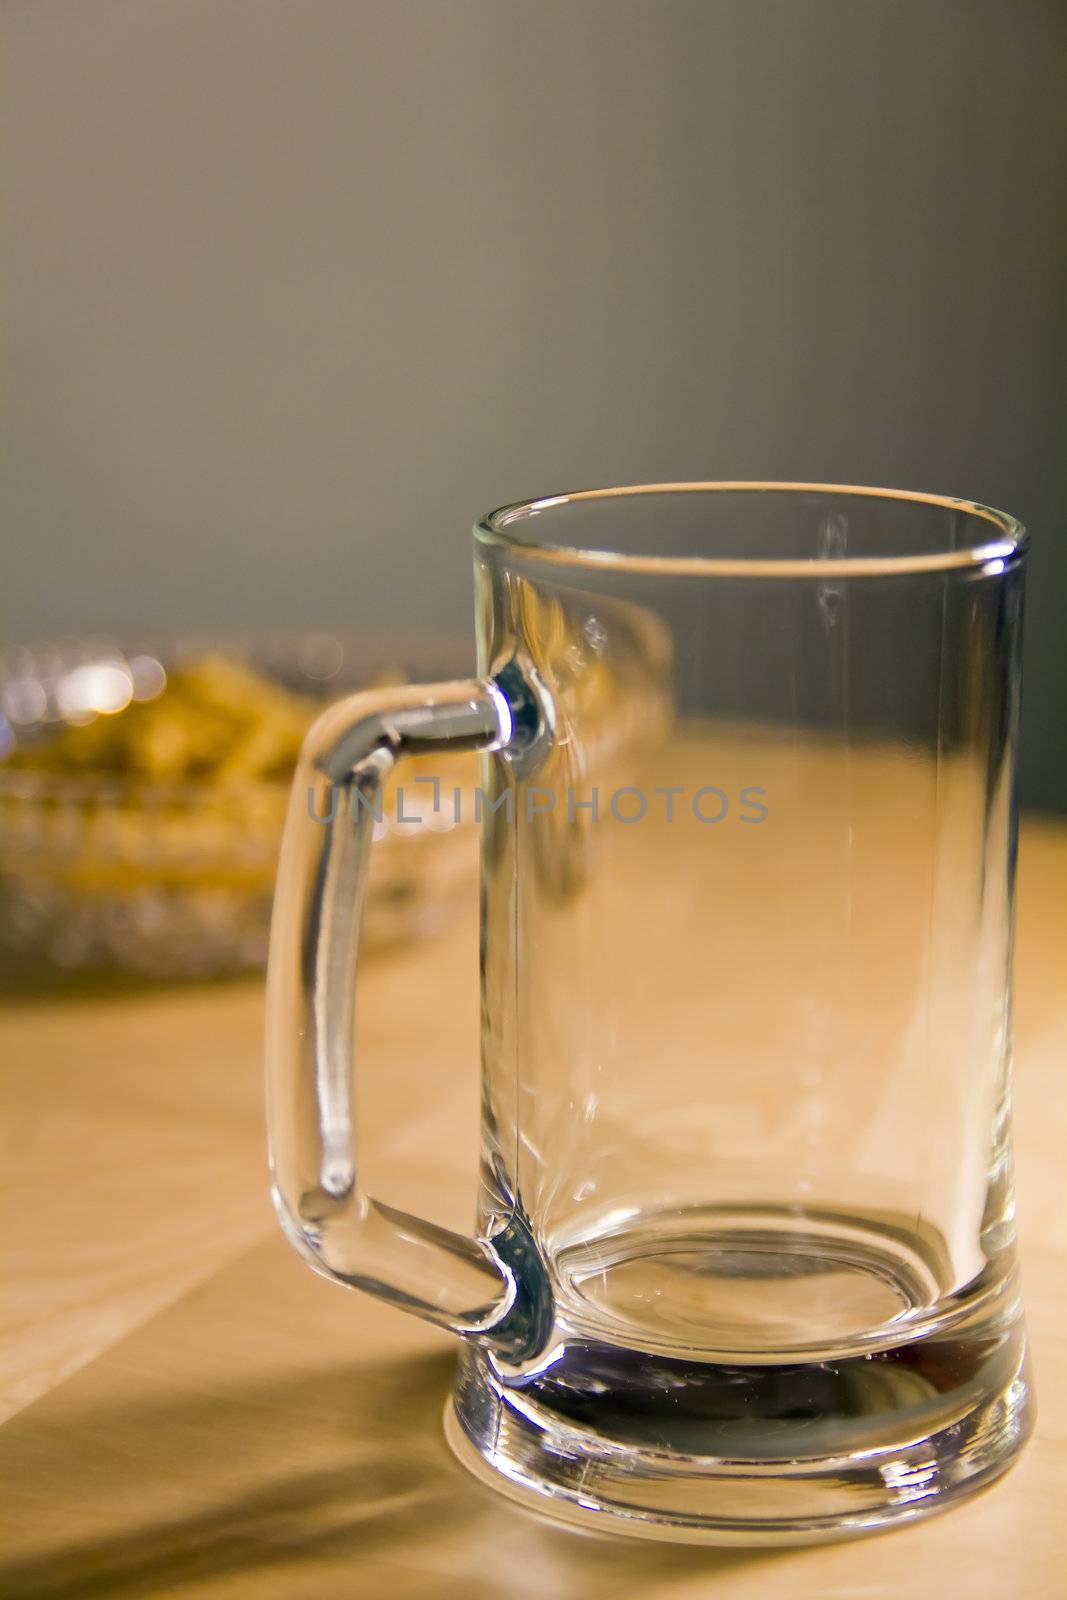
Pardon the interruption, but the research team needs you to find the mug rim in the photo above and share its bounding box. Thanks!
[474,482,1027,578]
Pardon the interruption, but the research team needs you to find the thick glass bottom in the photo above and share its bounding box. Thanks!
[445,1315,1033,1545]
[549,1202,1008,1361]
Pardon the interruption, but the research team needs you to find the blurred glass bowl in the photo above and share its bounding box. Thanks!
[0,633,478,979]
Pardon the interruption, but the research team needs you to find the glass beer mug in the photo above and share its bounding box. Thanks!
[266,484,1033,1542]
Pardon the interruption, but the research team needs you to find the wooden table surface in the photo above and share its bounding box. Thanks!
[1,816,1064,1599]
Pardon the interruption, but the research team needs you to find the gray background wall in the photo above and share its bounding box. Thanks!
[5,0,1065,809]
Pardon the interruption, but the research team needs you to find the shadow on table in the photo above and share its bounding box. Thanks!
[1,1350,784,1600]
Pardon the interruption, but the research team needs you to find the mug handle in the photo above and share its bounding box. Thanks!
[266,674,548,1359]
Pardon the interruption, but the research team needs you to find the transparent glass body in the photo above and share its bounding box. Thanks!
[267,485,1032,1543]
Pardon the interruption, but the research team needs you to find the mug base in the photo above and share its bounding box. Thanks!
[444,1327,1033,1546]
